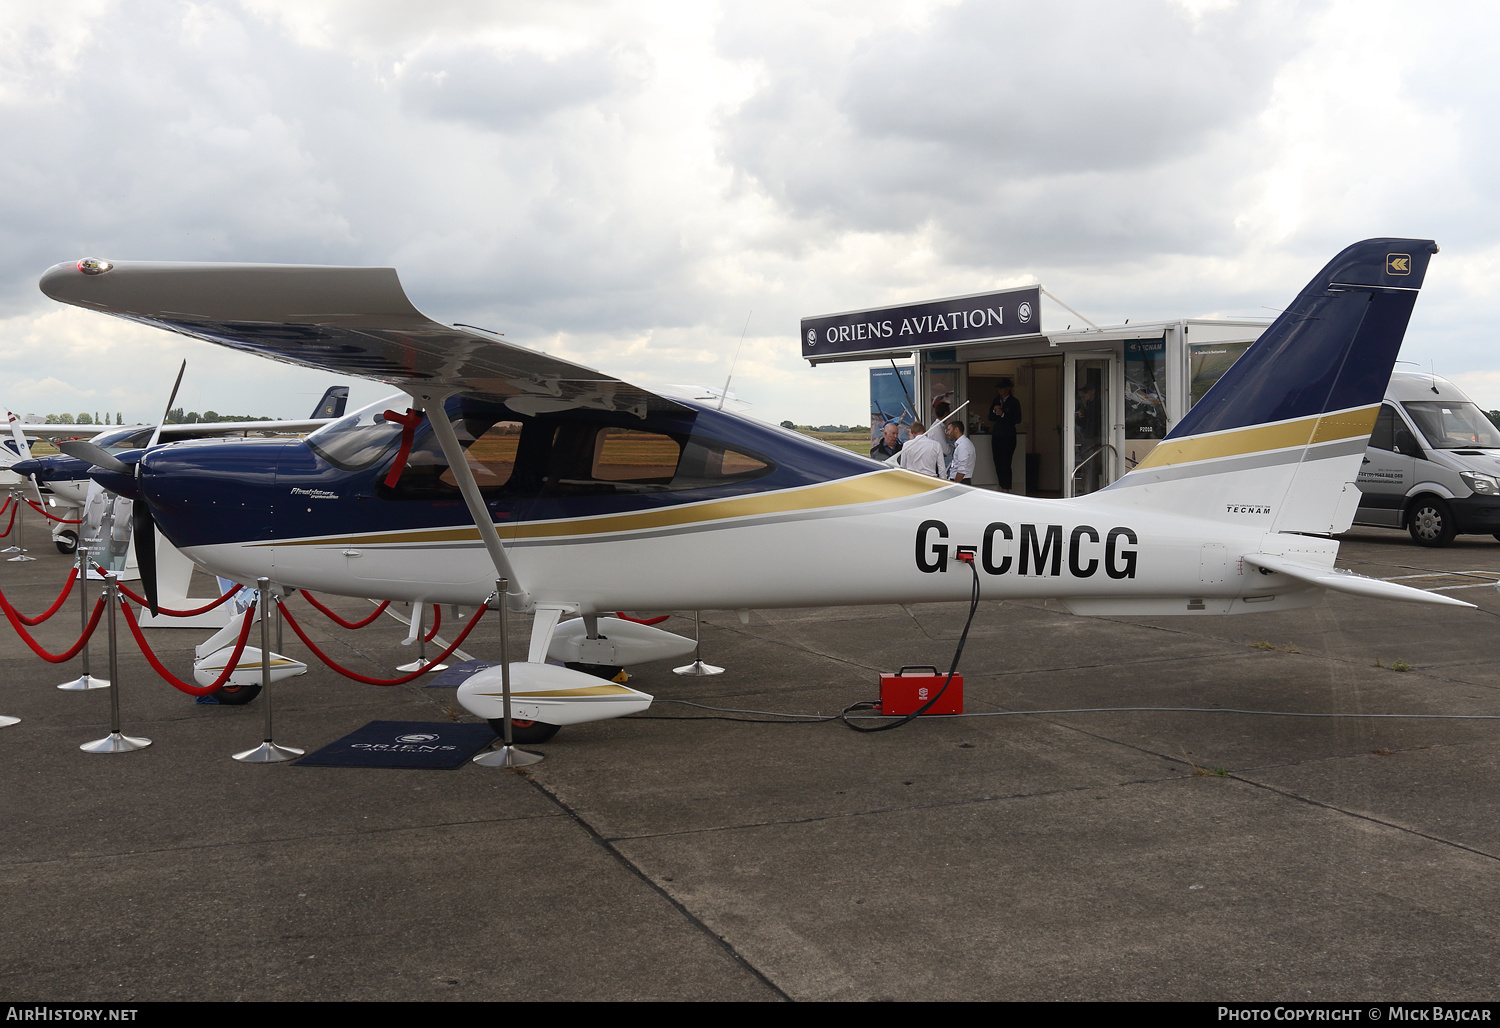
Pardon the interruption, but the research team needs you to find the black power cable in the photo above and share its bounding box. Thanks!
[839,554,983,732]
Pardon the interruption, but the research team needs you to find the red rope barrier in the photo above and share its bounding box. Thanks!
[0,587,106,663]
[5,568,79,626]
[119,598,259,696]
[298,590,390,629]
[0,496,10,515]
[423,603,441,643]
[24,498,82,524]
[115,580,242,617]
[277,598,488,686]
[0,502,17,539]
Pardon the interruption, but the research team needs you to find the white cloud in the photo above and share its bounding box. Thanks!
[0,0,1497,429]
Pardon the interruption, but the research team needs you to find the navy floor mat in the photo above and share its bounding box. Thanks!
[423,660,496,688]
[295,720,498,769]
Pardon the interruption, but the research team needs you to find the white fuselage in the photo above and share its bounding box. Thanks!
[180,470,1332,617]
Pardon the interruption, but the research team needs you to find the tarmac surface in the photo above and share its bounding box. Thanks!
[2,501,1499,1002]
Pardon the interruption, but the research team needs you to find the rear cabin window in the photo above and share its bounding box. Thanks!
[592,428,682,482]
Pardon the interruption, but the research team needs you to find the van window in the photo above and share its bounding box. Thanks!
[1370,404,1399,451]
[1403,401,1500,450]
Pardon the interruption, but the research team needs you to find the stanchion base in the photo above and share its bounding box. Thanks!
[396,660,449,673]
[0,546,20,553]
[80,731,152,753]
[0,715,19,728]
[472,744,544,768]
[233,740,305,763]
[57,674,109,691]
[6,554,36,562]
[673,660,725,676]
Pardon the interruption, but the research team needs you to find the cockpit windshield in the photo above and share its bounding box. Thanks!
[305,395,406,471]
[95,426,155,453]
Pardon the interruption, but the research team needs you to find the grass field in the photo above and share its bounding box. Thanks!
[798,430,869,455]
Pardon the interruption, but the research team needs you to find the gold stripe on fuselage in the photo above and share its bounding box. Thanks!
[473,684,641,698]
[1133,405,1379,470]
[268,468,953,548]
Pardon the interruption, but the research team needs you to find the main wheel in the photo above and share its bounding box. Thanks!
[1407,497,1457,547]
[211,683,262,706]
[486,717,560,744]
[565,660,626,682]
[55,531,78,555]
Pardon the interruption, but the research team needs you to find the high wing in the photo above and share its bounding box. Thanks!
[39,259,687,419]
[13,423,117,439]
[16,419,332,440]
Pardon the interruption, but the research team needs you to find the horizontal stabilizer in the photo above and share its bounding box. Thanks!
[1243,554,1475,608]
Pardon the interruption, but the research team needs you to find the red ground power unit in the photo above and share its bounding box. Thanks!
[878,666,964,716]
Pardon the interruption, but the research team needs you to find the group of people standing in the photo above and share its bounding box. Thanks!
[872,378,1021,491]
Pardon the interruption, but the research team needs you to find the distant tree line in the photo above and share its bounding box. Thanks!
[166,408,279,424]
[42,412,123,425]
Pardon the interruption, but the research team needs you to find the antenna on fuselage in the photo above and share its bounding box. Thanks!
[718,311,752,411]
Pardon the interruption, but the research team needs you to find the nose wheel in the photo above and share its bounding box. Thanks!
[486,717,559,744]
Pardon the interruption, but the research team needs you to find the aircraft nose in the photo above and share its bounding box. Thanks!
[11,457,44,476]
[86,465,140,499]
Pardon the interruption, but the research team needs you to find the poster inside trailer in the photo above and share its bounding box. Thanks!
[869,365,916,453]
[1124,338,1167,440]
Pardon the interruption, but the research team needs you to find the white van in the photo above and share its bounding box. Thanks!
[1354,372,1500,546]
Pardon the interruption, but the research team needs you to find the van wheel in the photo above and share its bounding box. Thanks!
[1408,498,1456,547]
[486,718,560,744]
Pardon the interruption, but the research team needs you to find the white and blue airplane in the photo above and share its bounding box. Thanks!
[8,386,350,554]
[36,239,1467,740]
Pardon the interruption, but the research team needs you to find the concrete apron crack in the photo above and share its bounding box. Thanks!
[517,770,792,1002]
[1027,711,1500,864]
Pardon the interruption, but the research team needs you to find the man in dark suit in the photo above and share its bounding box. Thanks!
[989,378,1021,492]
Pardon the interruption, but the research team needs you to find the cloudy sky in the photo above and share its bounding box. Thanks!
[2,0,1497,426]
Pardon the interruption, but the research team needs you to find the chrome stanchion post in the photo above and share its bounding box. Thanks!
[59,545,108,691]
[473,578,542,768]
[80,574,150,753]
[396,601,448,673]
[233,578,303,763]
[673,610,724,676]
[0,491,17,554]
[6,489,35,562]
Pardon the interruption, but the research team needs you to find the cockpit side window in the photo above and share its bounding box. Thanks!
[379,414,523,500]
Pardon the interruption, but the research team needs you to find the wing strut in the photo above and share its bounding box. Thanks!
[412,391,529,609]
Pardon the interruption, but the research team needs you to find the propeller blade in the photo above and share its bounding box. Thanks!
[57,440,131,474]
[146,359,187,450]
[132,497,158,617]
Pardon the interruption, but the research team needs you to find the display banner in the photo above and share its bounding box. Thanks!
[869,365,916,448]
[801,286,1042,360]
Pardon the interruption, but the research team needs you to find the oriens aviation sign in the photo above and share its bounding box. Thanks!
[801,285,1042,361]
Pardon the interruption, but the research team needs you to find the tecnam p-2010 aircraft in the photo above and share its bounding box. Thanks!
[38,239,1467,739]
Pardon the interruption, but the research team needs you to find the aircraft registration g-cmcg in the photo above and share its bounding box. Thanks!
[37,239,1471,738]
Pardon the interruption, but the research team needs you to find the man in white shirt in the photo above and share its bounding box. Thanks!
[946,421,976,484]
[894,419,945,477]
